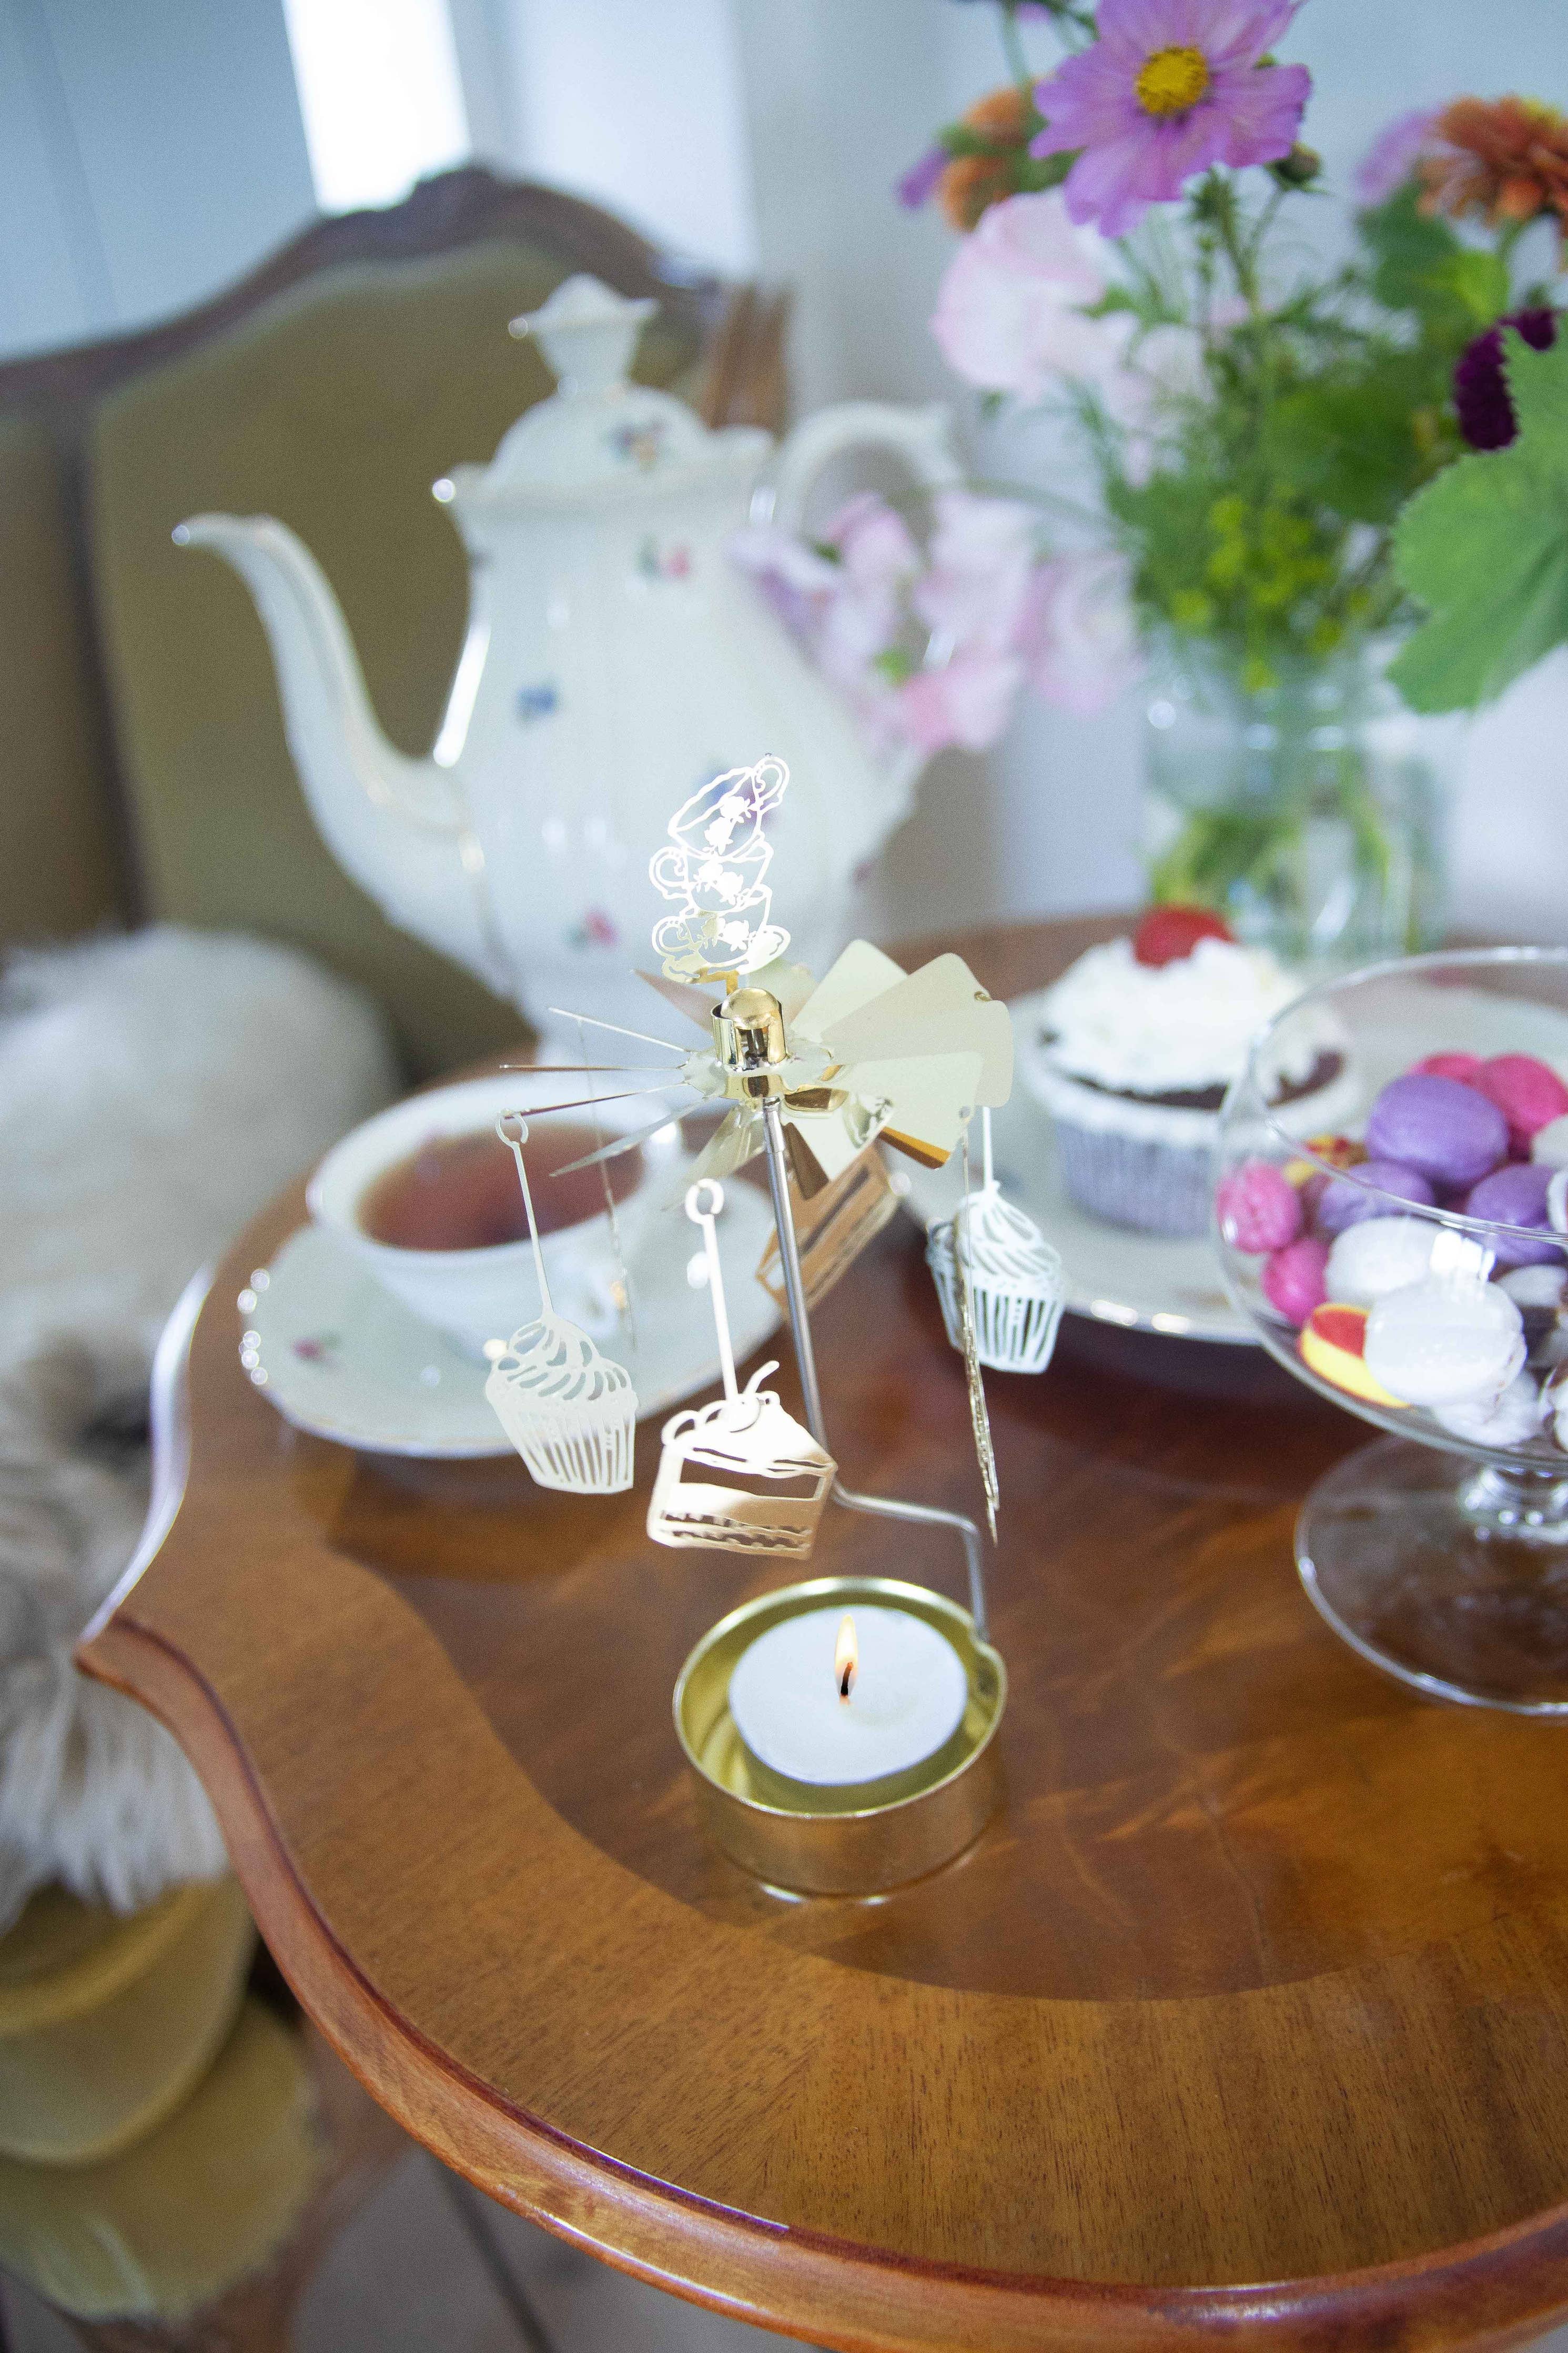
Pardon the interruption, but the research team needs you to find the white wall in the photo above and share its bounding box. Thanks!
[0,0,316,360]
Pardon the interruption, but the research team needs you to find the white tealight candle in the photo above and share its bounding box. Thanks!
[728,1604,969,1787]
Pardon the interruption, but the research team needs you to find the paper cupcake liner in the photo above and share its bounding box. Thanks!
[1053,1120,1217,1239]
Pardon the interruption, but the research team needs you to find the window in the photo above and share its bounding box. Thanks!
[281,0,470,215]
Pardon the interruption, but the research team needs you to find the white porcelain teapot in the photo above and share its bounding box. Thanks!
[179,275,962,1050]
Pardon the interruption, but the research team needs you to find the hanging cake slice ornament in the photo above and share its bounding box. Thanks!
[482,1114,638,1493]
[649,1180,835,1555]
[927,1109,1066,1375]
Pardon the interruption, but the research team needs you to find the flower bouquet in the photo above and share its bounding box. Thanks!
[740,0,1568,963]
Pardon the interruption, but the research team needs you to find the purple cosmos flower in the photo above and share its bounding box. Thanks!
[1353,106,1441,208]
[1029,0,1312,238]
[1453,307,1559,449]
[898,145,948,209]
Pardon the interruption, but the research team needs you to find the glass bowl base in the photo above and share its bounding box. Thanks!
[1299,1437,1568,1715]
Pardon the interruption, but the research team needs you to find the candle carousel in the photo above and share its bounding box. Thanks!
[481,757,1066,1893]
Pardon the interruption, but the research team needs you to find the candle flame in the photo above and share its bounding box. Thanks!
[835,1613,857,1702]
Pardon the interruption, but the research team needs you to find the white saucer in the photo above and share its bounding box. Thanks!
[239,1184,783,1456]
[899,990,1252,1347]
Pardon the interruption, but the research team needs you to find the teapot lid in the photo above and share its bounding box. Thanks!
[449,274,767,507]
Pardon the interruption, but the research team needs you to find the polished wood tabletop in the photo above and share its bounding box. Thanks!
[80,918,1568,2353]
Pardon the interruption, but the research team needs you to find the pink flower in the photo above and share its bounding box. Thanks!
[896,650,1027,752]
[1030,0,1312,238]
[1353,107,1441,208]
[915,491,1037,652]
[1015,550,1141,716]
[729,522,841,639]
[814,494,922,688]
[930,191,1128,399]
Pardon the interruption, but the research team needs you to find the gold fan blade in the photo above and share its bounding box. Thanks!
[748,957,820,1023]
[549,1110,687,1178]
[793,940,907,1039]
[637,969,721,1033]
[492,1081,677,1118]
[841,1049,985,1168]
[817,953,1013,1106]
[685,1107,764,1185]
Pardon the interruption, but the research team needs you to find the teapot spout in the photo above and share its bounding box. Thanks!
[176,513,503,992]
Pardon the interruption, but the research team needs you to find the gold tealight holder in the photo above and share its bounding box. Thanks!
[674,1574,1006,1896]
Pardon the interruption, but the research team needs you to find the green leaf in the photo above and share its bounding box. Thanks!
[1390,332,1568,711]
[1358,186,1474,346]
[1263,350,1450,525]
[1447,246,1512,328]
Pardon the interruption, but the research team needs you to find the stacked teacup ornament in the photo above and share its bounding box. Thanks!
[649,757,792,984]
[483,1114,638,1492]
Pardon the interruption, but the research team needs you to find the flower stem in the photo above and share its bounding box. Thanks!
[999,2,1032,89]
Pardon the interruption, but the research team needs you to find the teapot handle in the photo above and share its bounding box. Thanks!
[754,400,963,535]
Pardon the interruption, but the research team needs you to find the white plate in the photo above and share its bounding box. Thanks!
[899,990,1252,1347]
[239,1183,783,1456]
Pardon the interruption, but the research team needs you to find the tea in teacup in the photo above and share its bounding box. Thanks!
[357,1121,642,1253]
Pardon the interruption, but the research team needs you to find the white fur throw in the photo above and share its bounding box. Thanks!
[0,927,399,1931]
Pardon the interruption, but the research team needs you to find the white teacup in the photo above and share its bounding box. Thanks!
[307,1071,681,1359]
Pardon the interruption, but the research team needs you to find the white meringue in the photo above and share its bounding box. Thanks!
[1324,1215,1437,1308]
[1364,1278,1525,1409]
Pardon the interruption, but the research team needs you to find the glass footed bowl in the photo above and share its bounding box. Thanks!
[1215,948,1568,1713]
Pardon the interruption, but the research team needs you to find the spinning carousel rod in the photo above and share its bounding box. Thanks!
[758,1096,990,1642]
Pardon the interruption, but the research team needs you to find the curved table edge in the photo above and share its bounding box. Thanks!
[74,1262,1568,2353]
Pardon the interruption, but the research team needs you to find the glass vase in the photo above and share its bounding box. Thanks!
[1142,637,1461,967]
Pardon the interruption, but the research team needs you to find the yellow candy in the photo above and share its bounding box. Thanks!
[1300,1304,1409,1410]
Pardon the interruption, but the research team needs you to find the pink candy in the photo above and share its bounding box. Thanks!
[1216,1159,1303,1253]
[1471,1054,1568,1153]
[1262,1236,1330,1327]
[1412,1052,1485,1083]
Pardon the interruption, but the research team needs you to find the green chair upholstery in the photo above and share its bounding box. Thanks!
[0,1997,325,2321]
[0,1877,252,2168]
[89,241,705,1078]
[0,419,125,952]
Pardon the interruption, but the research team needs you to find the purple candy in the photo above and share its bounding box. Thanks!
[1316,1158,1436,1236]
[1365,1073,1509,1188]
[1464,1161,1564,1268]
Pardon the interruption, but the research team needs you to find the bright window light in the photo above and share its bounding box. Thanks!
[282,0,471,215]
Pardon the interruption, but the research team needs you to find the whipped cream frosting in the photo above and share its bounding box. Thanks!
[1036,937,1332,1097]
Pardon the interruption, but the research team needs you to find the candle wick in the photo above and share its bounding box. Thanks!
[838,1664,855,1701]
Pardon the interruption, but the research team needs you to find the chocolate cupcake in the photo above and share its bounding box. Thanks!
[1021,910,1352,1238]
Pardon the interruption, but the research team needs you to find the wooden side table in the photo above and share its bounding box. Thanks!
[81,920,1568,2352]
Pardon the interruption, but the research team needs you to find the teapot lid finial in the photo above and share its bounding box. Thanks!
[510,274,656,399]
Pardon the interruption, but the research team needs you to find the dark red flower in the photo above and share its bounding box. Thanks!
[1453,307,1557,449]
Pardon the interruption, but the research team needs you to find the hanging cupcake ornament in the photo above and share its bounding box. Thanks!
[649,1180,836,1555]
[483,1113,638,1493]
[927,1109,1066,1376]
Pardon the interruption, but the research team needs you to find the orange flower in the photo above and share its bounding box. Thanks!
[939,87,1037,233]
[1420,96,1568,237]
